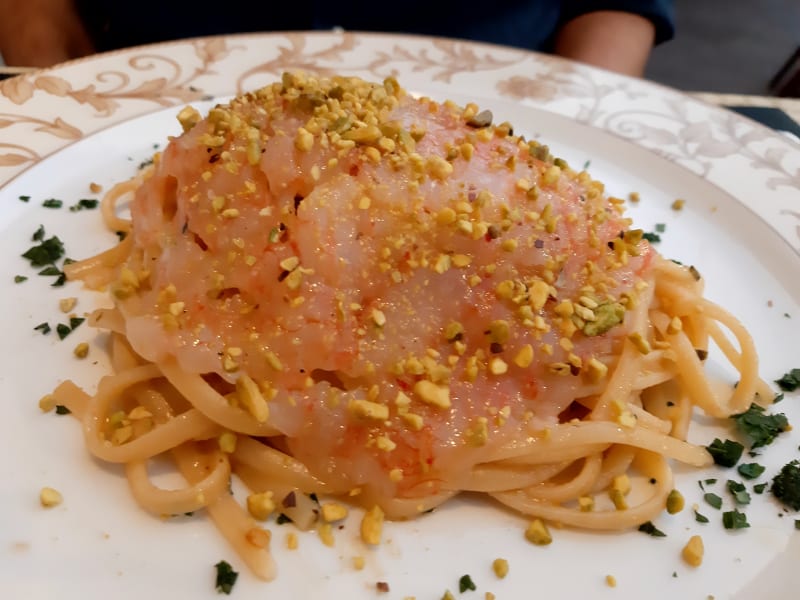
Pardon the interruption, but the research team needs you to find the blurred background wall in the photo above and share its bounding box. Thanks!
[646,0,800,94]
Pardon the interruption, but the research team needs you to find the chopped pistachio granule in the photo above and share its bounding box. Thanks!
[39,487,63,507]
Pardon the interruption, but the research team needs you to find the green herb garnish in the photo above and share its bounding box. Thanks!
[54,317,84,340]
[637,521,666,537]
[276,513,292,525]
[32,225,45,241]
[704,493,723,510]
[55,405,71,415]
[42,198,63,209]
[706,438,744,467]
[655,223,666,233]
[14,275,27,283]
[214,560,238,595]
[69,198,99,211]
[18,195,30,202]
[776,369,800,392]
[459,574,476,593]
[737,463,765,480]
[22,235,64,267]
[694,510,709,523]
[33,322,51,335]
[753,483,768,494]
[642,231,661,243]
[722,509,750,530]
[733,403,789,449]
[772,460,800,510]
[727,480,751,505]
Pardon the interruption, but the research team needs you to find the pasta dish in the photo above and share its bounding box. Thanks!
[53,72,770,580]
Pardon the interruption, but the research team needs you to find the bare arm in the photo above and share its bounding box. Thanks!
[554,10,656,77]
[0,0,93,67]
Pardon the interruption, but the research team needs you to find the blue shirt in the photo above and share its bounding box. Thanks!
[77,0,674,54]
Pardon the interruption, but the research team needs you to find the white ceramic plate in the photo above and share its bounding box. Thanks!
[1,32,799,600]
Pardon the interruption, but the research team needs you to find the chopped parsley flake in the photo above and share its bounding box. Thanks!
[733,403,789,449]
[38,265,61,276]
[706,438,744,467]
[753,483,768,494]
[771,460,800,511]
[115,230,127,241]
[704,493,723,510]
[737,463,765,480]
[776,369,800,392]
[22,235,65,267]
[214,560,238,595]
[54,318,83,340]
[18,195,30,202]
[637,521,666,537]
[722,509,750,530]
[276,513,292,525]
[795,520,800,530]
[459,574,476,593]
[655,223,666,233]
[33,322,51,335]
[726,480,751,505]
[69,198,99,211]
[14,275,27,283]
[42,198,63,209]
[694,510,709,523]
[55,405,71,415]
[642,231,661,243]
[22,221,83,289]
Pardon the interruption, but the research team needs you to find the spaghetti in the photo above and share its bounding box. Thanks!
[55,73,771,580]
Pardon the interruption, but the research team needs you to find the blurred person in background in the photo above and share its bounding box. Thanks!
[0,0,674,76]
